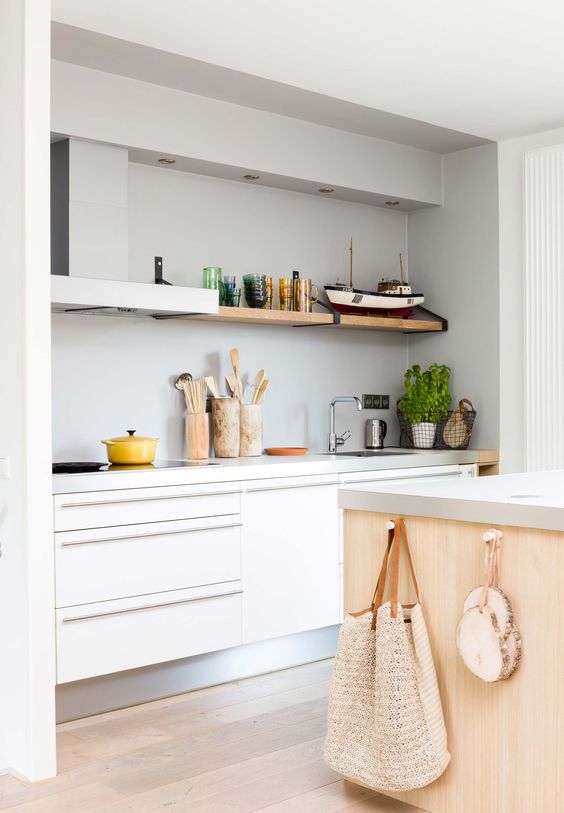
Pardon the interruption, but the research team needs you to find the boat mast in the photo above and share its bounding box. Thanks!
[349,237,353,288]
[399,252,405,285]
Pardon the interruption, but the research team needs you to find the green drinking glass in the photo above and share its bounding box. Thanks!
[203,267,222,289]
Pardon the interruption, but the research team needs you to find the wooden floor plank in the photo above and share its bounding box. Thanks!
[204,682,330,724]
[99,716,328,797]
[56,724,172,772]
[93,738,327,813]
[342,799,429,812]
[0,661,423,813]
[253,779,381,812]
[174,758,338,812]
[0,783,123,813]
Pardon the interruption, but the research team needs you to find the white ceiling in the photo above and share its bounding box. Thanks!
[51,0,564,143]
[51,24,488,154]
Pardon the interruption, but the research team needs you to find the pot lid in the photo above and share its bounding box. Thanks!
[107,430,159,443]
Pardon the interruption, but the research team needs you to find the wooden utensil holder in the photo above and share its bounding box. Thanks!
[240,404,263,457]
[186,413,209,460]
[211,397,240,458]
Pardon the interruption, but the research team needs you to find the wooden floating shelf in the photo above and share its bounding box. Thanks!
[186,306,446,333]
[337,313,444,332]
[189,307,333,328]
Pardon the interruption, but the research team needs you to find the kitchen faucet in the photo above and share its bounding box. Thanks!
[329,396,362,453]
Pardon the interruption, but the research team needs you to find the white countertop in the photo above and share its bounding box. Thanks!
[52,448,479,494]
[339,469,564,531]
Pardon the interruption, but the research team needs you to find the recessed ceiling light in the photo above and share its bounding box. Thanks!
[318,187,334,194]
[385,200,400,206]
[158,157,176,165]
[243,174,260,180]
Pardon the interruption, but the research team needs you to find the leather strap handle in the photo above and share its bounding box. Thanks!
[368,518,421,626]
[350,525,394,624]
[389,518,421,619]
[458,398,476,413]
[371,525,395,610]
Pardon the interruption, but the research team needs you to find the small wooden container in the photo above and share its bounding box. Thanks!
[211,397,240,458]
[186,413,209,460]
[240,404,263,457]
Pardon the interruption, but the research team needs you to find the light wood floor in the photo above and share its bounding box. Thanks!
[0,660,426,813]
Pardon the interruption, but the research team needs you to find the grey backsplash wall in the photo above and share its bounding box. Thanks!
[51,315,407,460]
[52,165,409,460]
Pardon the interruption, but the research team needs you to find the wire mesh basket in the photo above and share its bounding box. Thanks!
[398,399,477,450]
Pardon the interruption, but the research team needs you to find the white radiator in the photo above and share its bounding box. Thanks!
[524,145,564,470]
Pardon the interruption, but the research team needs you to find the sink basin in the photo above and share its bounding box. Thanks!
[326,449,415,457]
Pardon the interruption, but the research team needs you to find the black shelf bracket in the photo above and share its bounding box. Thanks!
[403,305,448,334]
[292,297,341,327]
[154,256,173,286]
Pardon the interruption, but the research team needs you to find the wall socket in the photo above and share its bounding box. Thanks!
[362,394,390,409]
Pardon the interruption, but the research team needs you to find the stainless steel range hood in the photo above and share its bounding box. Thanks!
[51,275,218,318]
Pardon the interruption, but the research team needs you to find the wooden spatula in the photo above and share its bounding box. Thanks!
[252,369,265,404]
[255,378,269,404]
[225,374,239,399]
[205,376,220,398]
[229,348,243,402]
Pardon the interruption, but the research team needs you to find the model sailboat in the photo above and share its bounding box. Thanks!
[324,242,425,317]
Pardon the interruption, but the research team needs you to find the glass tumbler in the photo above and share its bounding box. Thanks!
[203,267,222,289]
[279,278,294,311]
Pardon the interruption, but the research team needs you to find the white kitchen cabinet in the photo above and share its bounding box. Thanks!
[54,480,243,682]
[55,515,242,607]
[56,582,242,683]
[53,462,478,685]
[53,481,241,531]
[241,474,340,644]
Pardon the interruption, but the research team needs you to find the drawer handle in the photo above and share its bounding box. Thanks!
[59,489,241,509]
[61,588,243,623]
[246,481,339,493]
[342,472,460,485]
[60,521,243,547]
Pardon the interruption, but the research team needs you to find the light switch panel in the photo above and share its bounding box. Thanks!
[362,395,390,410]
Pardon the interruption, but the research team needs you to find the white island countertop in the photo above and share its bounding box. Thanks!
[339,469,564,531]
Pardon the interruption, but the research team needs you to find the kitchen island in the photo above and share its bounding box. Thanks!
[339,471,564,813]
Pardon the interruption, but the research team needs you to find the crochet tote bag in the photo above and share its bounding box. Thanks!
[324,518,450,792]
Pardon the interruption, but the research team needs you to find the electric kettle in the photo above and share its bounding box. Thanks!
[365,419,387,449]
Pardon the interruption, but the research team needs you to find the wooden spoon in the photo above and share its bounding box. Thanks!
[252,369,265,405]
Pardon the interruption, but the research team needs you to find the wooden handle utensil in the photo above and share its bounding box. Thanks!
[255,378,269,404]
[229,347,244,402]
[252,369,265,404]
[205,376,220,398]
[226,374,239,400]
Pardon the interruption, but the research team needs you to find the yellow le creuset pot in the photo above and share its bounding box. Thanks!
[101,430,159,465]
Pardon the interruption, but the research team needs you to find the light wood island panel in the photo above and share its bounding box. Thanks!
[343,511,563,813]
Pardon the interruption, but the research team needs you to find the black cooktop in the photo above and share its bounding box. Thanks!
[53,460,220,474]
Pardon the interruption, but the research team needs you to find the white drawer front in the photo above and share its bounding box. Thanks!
[54,483,241,531]
[55,517,242,607]
[56,582,242,683]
